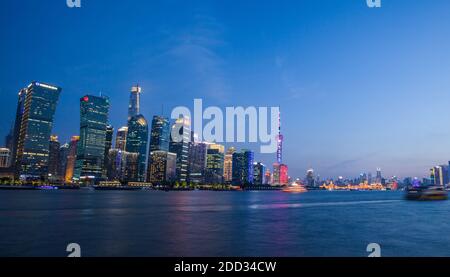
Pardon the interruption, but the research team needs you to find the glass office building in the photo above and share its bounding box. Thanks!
[125,114,148,182]
[15,82,61,180]
[74,95,110,183]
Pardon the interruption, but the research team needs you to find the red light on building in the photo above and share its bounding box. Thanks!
[83,96,89,102]
[280,164,289,185]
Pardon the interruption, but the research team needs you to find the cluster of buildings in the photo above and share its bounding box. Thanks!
[0,81,290,187]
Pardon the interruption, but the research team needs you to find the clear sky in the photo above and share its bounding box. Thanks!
[1,0,450,179]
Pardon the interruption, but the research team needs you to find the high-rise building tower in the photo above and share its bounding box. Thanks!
[15,82,62,180]
[232,149,254,185]
[253,162,266,185]
[148,151,177,184]
[149,115,170,152]
[48,135,61,180]
[128,85,141,121]
[104,125,114,175]
[115,126,128,151]
[64,136,79,184]
[169,115,191,183]
[125,115,148,182]
[376,168,382,184]
[272,112,288,185]
[0,148,10,168]
[276,112,283,164]
[74,95,110,184]
[187,141,207,184]
[223,147,235,183]
[9,88,27,171]
[58,142,70,178]
[205,143,225,184]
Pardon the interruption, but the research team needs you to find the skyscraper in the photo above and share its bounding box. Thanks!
[15,82,62,180]
[125,115,148,182]
[115,126,128,151]
[128,85,141,121]
[306,169,315,187]
[64,136,79,184]
[272,112,288,185]
[149,115,170,152]
[376,168,382,184]
[74,95,110,184]
[253,162,266,185]
[169,115,191,183]
[48,135,60,180]
[107,149,124,181]
[104,125,114,175]
[148,151,177,184]
[205,143,225,184]
[187,141,207,184]
[58,142,70,179]
[223,147,235,183]
[9,88,26,171]
[232,149,254,185]
[0,148,10,168]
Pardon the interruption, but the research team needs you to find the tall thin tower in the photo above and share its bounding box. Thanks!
[128,85,141,121]
[276,112,283,164]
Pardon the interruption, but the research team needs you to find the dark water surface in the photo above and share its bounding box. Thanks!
[0,190,449,257]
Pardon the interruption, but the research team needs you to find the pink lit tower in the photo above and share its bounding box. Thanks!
[273,112,289,185]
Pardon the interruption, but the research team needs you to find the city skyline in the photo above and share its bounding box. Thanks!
[2,1,450,179]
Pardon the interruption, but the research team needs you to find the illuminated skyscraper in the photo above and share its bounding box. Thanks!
[232,149,254,185]
[276,112,283,164]
[48,135,60,180]
[272,112,288,185]
[64,136,79,183]
[376,168,382,184]
[15,82,62,180]
[115,126,128,151]
[223,147,235,183]
[74,95,110,183]
[125,115,148,182]
[306,169,315,187]
[9,88,26,170]
[58,142,70,178]
[169,115,191,182]
[148,151,177,184]
[253,162,266,185]
[205,143,225,184]
[128,85,141,121]
[0,148,10,168]
[104,125,114,175]
[187,141,207,184]
[149,115,170,152]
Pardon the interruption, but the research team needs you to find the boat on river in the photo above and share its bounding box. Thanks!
[405,186,448,201]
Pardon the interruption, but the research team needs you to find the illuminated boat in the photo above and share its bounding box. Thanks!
[405,186,448,201]
[282,183,307,193]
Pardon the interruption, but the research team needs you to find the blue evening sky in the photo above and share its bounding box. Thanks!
[1,0,450,179]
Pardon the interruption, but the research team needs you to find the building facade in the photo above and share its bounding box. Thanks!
[0,148,10,168]
[74,95,110,184]
[169,115,191,183]
[125,115,148,182]
[148,151,177,184]
[15,82,62,180]
[48,135,60,181]
[64,136,79,183]
[223,147,235,183]
[205,143,225,184]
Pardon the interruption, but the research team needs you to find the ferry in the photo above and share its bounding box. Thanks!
[282,183,307,194]
[405,186,448,201]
